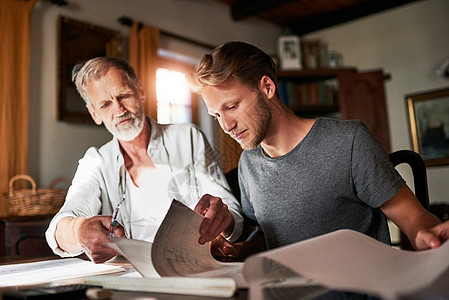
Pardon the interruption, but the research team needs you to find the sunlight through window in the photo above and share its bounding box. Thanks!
[156,68,192,124]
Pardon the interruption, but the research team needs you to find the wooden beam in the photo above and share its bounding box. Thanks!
[118,17,215,50]
[231,0,297,21]
[289,0,422,35]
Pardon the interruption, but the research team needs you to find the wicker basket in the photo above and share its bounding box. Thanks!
[3,174,68,217]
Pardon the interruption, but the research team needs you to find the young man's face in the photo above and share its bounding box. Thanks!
[85,67,145,141]
[202,78,271,150]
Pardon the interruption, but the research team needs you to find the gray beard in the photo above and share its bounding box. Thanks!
[105,111,145,142]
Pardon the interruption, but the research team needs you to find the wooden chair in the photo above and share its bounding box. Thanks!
[225,168,240,202]
[389,149,429,250]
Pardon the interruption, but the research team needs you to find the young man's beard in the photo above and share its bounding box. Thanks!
[106,108,145,142]
[238,93,272,150]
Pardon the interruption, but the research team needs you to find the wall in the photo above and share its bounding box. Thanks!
[28,0,282,187]
[305,0,449,205]
[29,0,449,206]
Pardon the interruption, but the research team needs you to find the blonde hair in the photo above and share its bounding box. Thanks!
[187,41,280,98]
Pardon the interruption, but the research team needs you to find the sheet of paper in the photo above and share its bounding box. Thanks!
[0,258,123,287]
[108,200,244,287]
[152,200,243,278]
[109,237,159,278]
[84,275,237,297]
[243,229,449,299]
[103,200,243,296]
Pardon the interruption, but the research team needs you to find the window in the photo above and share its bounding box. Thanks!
[156,58,198,125]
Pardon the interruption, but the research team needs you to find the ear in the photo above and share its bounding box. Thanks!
[86,104,103,125]
[259,75,276,99]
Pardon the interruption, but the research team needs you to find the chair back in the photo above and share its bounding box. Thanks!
[225,168,240,202]
[389,149,429,250]
[389,150,429,210]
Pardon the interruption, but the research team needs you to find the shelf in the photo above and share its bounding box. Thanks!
[276,68,391,152]
[290,103,340,118]
[277,68,357,80]
[294,104,339,113]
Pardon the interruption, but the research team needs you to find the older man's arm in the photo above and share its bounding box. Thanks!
[54,215,125,263]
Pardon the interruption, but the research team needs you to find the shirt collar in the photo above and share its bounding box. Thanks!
[148,117,163,151]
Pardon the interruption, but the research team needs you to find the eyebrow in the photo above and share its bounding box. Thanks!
[207,102,228,116]
[207,95,241,116]
[96,99,109,109]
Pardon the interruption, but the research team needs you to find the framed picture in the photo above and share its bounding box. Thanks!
[406,87,449,166]
[278,36,301,70]
[301,39,323,69]
[57,16,123,124]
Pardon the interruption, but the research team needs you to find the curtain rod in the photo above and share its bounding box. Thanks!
[27,0,68,6]
[118,17,215,51]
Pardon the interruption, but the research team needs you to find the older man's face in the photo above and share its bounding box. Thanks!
[85,68,145,141]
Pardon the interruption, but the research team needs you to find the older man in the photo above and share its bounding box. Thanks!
[46,56,242,263]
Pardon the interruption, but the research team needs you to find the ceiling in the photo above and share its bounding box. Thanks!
[213,0,421,35]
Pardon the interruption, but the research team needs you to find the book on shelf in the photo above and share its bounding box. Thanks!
[278,79,338,111]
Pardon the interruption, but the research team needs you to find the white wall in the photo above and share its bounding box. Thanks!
[305,0,449,205]
[28,0,282,187]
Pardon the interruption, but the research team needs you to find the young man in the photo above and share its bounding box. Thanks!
[187,41,449,253]
[46,57,243,263]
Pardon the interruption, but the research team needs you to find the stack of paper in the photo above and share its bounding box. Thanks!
[98,200,449,299]
[0,258,123,287]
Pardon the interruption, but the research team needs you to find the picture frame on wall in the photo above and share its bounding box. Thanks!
[57,16,123,124]
[278,35,302,70]
[301,39,323,69]
[406,87,449,166]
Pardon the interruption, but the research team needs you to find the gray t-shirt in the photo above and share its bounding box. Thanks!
[239,117,405,249]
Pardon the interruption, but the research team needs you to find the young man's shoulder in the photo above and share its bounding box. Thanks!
[316,117,364,129]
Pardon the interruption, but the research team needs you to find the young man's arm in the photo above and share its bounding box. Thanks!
[381,185,448,249]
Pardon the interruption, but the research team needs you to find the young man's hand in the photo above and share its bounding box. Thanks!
[414,220,449,250]
[210,226,267,262]
[194,194,234,245]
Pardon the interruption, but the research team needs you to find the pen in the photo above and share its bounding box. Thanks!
[110,172,126,237]
[109,203,121,237]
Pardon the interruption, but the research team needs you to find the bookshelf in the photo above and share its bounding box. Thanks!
[277,68,391,153]
[277,68,354,117]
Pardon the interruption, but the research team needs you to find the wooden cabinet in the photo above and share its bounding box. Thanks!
[0,215,54,257]
[277,68,391,152]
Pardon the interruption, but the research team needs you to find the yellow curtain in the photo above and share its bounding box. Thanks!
[128,22,159,121]
[0,0,38,216]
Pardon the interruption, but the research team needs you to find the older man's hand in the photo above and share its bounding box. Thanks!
[56,215,126,263]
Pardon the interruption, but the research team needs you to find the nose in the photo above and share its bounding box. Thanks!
[220,114,236,134]
[112,99,126,116]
